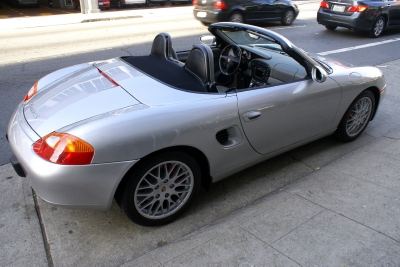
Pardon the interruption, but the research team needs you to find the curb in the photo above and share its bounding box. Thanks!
[81,15,143,22]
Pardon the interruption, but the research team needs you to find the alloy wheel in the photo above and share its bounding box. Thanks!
[346,96,373,137]
[230,13,244,23]
[134,161,194,219]
[282,10,294,25]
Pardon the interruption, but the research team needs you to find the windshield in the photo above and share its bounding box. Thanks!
[220,29,283,52]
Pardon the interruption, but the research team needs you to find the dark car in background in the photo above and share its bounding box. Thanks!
[193,0,299,26]
[317,0,400,37]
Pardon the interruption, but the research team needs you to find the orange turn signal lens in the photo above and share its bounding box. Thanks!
[33,132,94,165]
[23,82,38,102]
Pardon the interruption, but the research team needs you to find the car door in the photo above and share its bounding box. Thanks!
[387,0,400,26]
[237,78,341,155]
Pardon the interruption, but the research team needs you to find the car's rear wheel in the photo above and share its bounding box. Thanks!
[369,16,385,38]
[229,12,244,23]
[118,151,201,226]
[325,25,337,30]
[335,90,375,142]
[281,9,295,26]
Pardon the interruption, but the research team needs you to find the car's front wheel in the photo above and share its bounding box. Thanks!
[335,90,375,142]
[118,151,201,226]
[369,16,385,38]
[281,9,295,26]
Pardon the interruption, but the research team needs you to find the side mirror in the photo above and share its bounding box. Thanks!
[311,65,328,83]
[200,35,216,46]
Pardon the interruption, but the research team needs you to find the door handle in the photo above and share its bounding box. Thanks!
[243,111,262,121]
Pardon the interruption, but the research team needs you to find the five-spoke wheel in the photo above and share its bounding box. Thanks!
[370,16,385,38]
[281,9,295,26]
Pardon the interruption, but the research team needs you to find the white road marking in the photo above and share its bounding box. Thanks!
[318,38,400,55]
[270,25,306,30]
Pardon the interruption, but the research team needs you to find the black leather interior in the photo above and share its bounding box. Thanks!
[184,44,217,92]
[150,33,178,60]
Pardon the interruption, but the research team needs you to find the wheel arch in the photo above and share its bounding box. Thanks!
[114,145,211,201]
[366,86,381,120]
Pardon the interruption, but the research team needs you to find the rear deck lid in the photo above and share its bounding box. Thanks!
[24,65,139,137]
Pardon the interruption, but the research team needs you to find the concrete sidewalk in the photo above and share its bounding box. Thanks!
[1,56,399,266]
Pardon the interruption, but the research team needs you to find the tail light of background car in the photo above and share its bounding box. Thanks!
[214,0,227,10]
[33,132,94,165]
[23,82,38,103]
[320,1,329,9]
[193,0,197,5]
[347,5,369,12]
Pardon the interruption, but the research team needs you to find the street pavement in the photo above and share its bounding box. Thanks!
[1,6,400,267]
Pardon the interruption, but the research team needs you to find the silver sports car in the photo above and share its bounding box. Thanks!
[7,23,386,226]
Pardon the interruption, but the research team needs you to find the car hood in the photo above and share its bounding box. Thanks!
[24,58,223,137]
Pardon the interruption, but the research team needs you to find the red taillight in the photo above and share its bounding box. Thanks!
[23,82,38,102]
[193,0,197,6]
[98,69,119,87]
[347,5,368,12]
[33,132,94,165]
[320,1,329,9]
[214,0,227,9]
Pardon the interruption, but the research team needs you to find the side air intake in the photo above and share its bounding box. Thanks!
[216,129,229,145]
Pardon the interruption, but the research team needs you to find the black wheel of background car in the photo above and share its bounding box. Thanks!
[229,12,244,23]
[219,44,242,76]
[160,1,165,6]
[200,21,211,26]
[369,16,385,38]
[325,25,337,30]
[335,90,375,142]
[118,151,201,226]
[281,9,295,26]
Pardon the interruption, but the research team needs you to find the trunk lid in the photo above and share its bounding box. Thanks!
[24,65,139,137]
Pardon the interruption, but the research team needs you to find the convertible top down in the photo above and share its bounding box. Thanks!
[8,23,386,226]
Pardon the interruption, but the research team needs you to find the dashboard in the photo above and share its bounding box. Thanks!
[239,45,307,87]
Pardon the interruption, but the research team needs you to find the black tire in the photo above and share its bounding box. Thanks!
[325,25,337,31]
[281,9,295,26]
[118,151,201,226]
[229,11,244,23]
[369,16,385,38]
[159,1,165,6]
[200,21,210,26]
[335,90,375,142]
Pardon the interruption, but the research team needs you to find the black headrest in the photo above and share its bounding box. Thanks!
[184,44,215,84]
[150,33,178,60]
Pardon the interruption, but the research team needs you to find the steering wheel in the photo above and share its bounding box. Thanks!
[219,44,242,76]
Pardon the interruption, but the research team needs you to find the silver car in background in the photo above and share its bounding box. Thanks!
[7,23,386,226]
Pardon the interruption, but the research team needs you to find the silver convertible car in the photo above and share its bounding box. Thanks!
[8,23,386,226]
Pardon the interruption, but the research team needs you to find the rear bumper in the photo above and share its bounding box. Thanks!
[317,8,373,31]
[193,8,229,23]
[7,104,138,211]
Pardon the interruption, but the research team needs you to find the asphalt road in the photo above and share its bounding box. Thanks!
[1,2,400,165]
